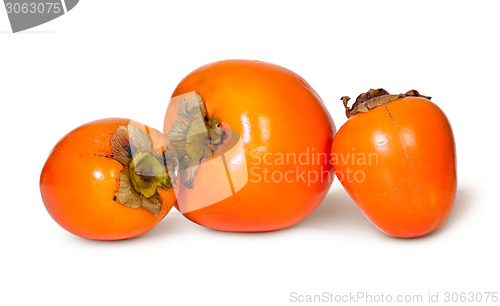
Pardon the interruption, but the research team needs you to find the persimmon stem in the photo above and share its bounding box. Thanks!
[110,125,173,216]
[166,92,225,188]
[128,152,169,198]
[342,89,432,119]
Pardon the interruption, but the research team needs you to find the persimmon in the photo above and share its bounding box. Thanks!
[40,118,177,240]
[331,89,457,238]
[163,60,336,232]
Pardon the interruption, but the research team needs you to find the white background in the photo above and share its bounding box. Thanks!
[1,1,499,305]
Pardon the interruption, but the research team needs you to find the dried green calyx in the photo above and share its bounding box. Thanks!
[110,125,173,216]
[129,152,169,198]
[166,93,224,188]
[342,89,431,118]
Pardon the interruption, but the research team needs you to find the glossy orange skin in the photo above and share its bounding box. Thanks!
[331,97,456,238]
[164,60,336,232]
[40,118,176,240]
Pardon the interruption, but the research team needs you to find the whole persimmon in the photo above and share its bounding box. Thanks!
[331,89,457,238]
[163,60,336,232]
[40,118,177,240]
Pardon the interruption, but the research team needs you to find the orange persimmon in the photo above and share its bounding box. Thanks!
[40,118,177,240]
[331,89,457,238]
[163,60,336,232]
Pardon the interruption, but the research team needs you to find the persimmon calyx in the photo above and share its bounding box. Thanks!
[129,152,169,198]
[341,89,432,118]
[166,92,224,189]
[110,125,173,216]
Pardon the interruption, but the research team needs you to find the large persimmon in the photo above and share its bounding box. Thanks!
[40,118,177,240]
[163,60,336,232]
[331,89,457,238]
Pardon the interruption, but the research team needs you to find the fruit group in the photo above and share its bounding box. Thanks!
[331,89,456,238]
[40,118,177,240]
[163,60,336,232]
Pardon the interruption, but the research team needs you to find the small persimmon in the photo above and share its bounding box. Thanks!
[40,118,177,240]
[331,89,457,238]
[163,60,336,232]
